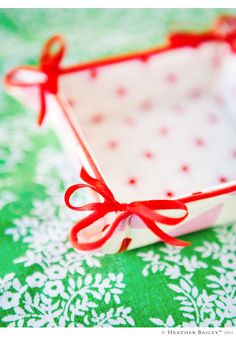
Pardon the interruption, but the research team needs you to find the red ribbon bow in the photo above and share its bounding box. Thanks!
[64,168,190,252]
[5,35,65,126]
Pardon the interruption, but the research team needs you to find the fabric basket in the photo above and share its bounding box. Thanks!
[4,15,236,254]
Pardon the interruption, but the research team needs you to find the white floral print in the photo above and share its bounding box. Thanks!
[43,280,65,298]
[0,272,134,327]
[45,265,67,280]
[1,145,134,327]
[0,292,20,310]
[138,224,236,327]
[26,272,47,288]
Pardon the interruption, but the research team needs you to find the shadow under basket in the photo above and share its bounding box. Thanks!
[5,15,236,254]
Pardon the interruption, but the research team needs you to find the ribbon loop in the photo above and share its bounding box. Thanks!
[5,67,47,87]
[127,201,188,226]
[65,167,190,252]
[64,168,118,213]
[40,35,66,71]
[5,35,66,126]
[64,182,104,211]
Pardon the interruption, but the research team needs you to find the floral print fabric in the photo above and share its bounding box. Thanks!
[0,9,236,327]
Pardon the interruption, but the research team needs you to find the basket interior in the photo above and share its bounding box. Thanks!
[60,42,236,202]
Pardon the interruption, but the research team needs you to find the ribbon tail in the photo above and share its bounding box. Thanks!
[37,86,46,126]
[142,217,190,247]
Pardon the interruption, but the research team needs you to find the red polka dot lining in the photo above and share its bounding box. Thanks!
[181,164,190,173]
[140,100,153,111]
[116,87,127,97]
[208,113,219,124]
[158,127,169,136]
[70,45,236,202]
[188,88,203,99]
[108,140,118,149]
[91,113,104,124]
[166,191,174,198]
[128,178,137,186]
[232,150,236,158]
[166,73,178,84]
[144,151,154,159]
[124,117,135,126]
[195,138,205,147]
[219,176,228,183]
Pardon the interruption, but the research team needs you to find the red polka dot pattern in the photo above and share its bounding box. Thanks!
[144,151,154,159]
[219,176,228,183]
[195,138,205,147]
[140,100,153,111]
[64,43,236,201]
[108,140,118,149]
[166,73,178,84]
[232,150,236,158]
[116,87,127,97]
[181,164,190,173]
[166,191,174,198]
[158,127,169,136]
[91,113,104,124]
[128,178,137,186]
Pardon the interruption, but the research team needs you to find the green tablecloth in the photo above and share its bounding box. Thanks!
[0,9,236,328]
